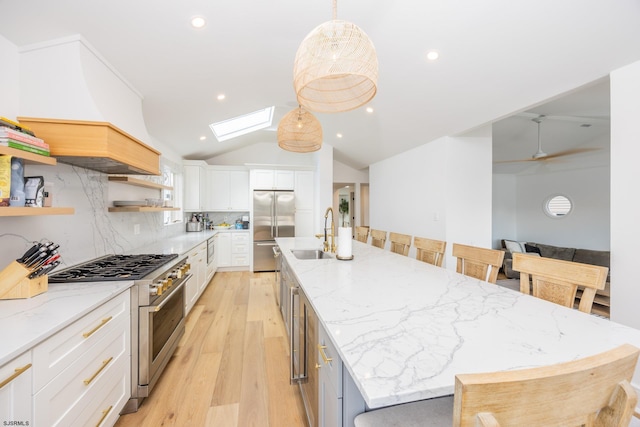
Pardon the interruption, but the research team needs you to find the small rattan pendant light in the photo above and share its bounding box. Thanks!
[293,0,378,113]
[277,106,323,152]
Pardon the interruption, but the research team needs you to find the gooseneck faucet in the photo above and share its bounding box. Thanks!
[323,207,336,253]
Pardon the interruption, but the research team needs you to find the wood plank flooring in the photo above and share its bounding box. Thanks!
[115,271,307,427]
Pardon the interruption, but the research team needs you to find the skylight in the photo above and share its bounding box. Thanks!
[209,107,274,142]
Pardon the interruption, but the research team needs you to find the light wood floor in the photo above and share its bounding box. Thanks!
[115,271,307,427]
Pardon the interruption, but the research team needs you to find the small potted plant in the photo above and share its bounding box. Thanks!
[339,198,349,227]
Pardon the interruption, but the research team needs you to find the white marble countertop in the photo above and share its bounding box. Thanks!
[130,229,249,256]
[276,237,640,409]
[0,281,133,365]
[128,230,217,255]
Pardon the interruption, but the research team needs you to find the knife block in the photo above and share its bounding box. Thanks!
[0,260,48,300]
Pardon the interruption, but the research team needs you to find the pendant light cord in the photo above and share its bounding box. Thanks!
[332,0,337,20]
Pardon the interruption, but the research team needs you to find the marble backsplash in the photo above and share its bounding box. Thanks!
[0,161,185,269]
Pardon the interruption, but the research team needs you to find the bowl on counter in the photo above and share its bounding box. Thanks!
[213,225,233,230]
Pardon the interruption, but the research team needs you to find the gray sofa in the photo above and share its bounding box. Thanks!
[500,240,611,317]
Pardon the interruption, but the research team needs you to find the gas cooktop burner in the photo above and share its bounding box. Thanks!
[48,254,179,283]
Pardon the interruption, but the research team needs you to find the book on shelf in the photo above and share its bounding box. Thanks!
[0,139,50,156]
[0,117,35,136]
[0,127,48,149]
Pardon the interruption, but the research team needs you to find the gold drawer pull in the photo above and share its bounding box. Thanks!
[0,363,32,389]
[318,344,333,364]
[95,405,113,427]
[84,357,113,385]
[83,316,113,339]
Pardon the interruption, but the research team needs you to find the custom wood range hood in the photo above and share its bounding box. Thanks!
[17,117,161,175]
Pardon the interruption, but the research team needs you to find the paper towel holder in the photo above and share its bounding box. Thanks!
[336,255,354,261]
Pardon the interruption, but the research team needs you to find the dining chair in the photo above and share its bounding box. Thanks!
[354,343,640,427]
[413,236,446,267]
[512,252,609,314]
[452,243,505,284]
[369,229,387,249]
[389,232,412,256]
[355,226,370,243]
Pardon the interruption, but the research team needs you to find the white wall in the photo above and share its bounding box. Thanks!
[611,59,640,328]
[370,129,493,267]
[0,35,19,120]
[492,174,517,249]
[513,167,610,249]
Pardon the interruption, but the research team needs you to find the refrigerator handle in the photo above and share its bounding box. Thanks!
[273,193,278,238]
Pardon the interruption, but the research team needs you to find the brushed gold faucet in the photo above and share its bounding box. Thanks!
[315,207,336,253]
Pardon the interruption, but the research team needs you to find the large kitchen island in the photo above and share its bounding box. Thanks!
[276,237,640,423]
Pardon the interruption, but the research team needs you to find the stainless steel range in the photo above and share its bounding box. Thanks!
[49,253,192,413]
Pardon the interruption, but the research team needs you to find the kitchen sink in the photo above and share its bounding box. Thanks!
[291,249,330,260]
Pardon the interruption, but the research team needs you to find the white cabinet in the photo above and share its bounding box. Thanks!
[295,171,314,210]
[186,242,207,314]
[216,231,249,268]
[0,351,33,424]
[316,321,366,427]
[32,290,131,427]
[252,169,295,190]
[231,232,250,267]
[183,162,207,211]
[216,233,232,267]
[207,168,250,211]
[295,171,315,236]
[318,321,342,427]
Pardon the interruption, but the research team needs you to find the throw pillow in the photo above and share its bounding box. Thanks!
[525,244,542,255]
[504,239,525,253]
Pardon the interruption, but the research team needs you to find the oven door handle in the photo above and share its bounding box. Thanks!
[143,274,191,313]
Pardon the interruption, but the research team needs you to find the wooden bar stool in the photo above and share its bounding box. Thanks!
[389,232,412,256]
[413,237,446,267]
[355,226,370,243]
[512,252,608,314]
[452,243,505,284]
[369,229,387,249]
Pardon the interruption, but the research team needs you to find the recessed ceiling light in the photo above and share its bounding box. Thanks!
[217,94,226,101]
[199,136,206,141]
[426,50,439,61]
[336,133,343,138]
[191,16,206,29]
[366,107,374,113]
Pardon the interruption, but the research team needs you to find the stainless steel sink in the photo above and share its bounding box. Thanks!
[291,249,330,260]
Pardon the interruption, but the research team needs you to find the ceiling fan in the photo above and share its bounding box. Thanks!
[495,115,600,163]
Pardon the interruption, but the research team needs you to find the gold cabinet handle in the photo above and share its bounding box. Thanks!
[84,357,113,385]
[83,316,113,339]
[318,344,333,364]
[315,363,322,369]
[0,363,32,389]
[95,405,113,427]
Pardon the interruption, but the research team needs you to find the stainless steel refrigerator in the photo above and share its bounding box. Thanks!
[253,190,295,271]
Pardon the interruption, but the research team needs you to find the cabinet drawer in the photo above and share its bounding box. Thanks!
[60,353,129,427]
[232,254,249,266]
[232,242,249,254]
[318,322,342,398]
[231,232,249,242]
[0,351,32,422]
[33,316,129,426]
[33,290,130,391]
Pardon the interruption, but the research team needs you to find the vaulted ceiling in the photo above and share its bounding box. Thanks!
[1,0,639,171]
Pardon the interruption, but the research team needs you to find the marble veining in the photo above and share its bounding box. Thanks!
[276,237,640,409]
[0,281,133,365]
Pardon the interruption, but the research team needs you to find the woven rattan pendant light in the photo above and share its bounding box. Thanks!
[277,106,323,152]
[293,0,378,113]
